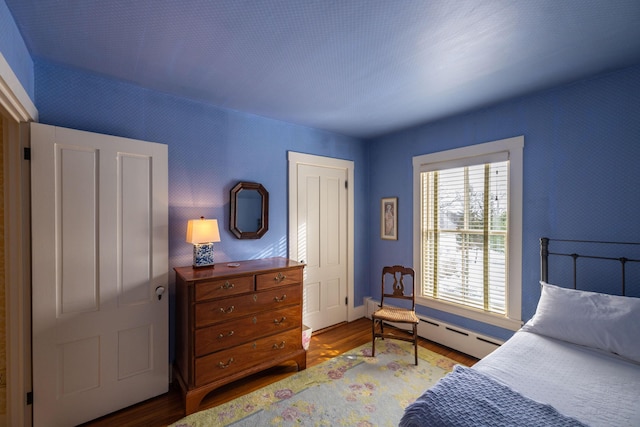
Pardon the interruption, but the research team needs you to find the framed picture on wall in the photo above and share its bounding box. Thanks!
[381,197,397,240]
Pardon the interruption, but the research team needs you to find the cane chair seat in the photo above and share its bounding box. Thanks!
[373,306,419,324]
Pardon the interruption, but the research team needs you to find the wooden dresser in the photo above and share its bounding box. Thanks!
[174,257,306,415]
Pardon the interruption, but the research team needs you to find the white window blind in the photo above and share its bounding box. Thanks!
[421,160,509,314]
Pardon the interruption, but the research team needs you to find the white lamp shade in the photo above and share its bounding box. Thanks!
[186,218,221,244]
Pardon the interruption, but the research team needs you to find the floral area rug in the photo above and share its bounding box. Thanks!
[169,340,457,427]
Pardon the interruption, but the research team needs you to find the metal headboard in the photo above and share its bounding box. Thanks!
[540,237,640,296]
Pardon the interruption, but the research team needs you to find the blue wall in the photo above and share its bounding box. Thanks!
[368,64,640,340]
[33,59,370,358]
[0,0,34,98]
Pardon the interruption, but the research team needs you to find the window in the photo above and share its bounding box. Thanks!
[413,137,523,330]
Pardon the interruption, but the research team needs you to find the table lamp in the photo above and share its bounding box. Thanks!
[186,217,221,268]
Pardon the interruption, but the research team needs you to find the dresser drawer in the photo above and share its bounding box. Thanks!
[256,267,303,290]
[194,305,301,357]
[194,275,254,301]
[195,284,301,328]
[194,327,302,387]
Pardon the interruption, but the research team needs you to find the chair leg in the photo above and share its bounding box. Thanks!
[413,324,418,365]
[371,318,376,357]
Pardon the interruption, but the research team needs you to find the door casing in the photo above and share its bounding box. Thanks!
[1,50,38,427]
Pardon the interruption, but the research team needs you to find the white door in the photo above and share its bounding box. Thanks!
[30,123,169,426]
[288,153,353,332]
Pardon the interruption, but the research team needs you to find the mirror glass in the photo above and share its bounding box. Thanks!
[236,189,262,232]
[230,182,269,239]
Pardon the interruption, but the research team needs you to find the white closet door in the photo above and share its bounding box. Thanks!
[289,153,350,331]
[31,123,168,426]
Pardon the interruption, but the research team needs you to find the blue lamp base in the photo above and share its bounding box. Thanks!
[193,242,215,268]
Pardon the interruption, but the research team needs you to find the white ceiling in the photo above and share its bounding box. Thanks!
[6,0,640,138]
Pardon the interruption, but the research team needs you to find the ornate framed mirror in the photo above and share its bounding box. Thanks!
[229,182,269,239]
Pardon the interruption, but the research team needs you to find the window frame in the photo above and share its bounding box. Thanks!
[412,136,524,331]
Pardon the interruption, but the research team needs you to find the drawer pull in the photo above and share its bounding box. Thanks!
[274,272,286,283]
[220,281,235,290]
[273,294,287,303]
[219,305,235,314]
[218,358,234,369]
[272,341,286,350]
[273,317,287,325]
[218,330,235,339]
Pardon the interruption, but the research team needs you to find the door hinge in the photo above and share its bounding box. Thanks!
[345,297,348,305]
[24,147,31,160]
[26,391,33,405]
[344,180,348,189]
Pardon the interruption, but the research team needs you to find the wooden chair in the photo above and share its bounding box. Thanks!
[371,265,420,365]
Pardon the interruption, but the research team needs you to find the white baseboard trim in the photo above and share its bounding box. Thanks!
[350,303,365,321]
[365,297,503,359]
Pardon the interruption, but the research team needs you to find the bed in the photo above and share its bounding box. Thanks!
[400,238,640,427]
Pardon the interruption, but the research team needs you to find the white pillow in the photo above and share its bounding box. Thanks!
[522,282,640,363]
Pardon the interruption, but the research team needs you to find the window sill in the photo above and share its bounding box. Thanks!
[416,296,523,331]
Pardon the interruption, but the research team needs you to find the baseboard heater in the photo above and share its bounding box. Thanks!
[365,298,503,359]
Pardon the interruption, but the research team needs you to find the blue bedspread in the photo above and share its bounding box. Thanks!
[399,365,588,427]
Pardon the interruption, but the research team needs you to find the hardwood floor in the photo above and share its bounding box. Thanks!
[80,317,478,427]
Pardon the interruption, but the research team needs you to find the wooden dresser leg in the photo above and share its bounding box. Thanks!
[184,389,207,416]
[296,350,307,371]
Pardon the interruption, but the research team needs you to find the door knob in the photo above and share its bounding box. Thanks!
[155,286,166,301]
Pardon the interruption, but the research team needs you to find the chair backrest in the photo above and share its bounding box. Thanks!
[380,265,416,310]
